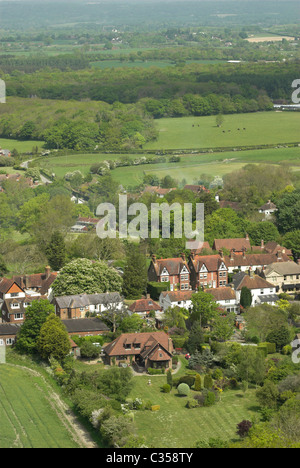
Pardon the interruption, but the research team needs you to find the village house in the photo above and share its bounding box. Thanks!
[141,186,176,198]
[205,287,239,314]
[53,292,123,320]
[224,249,291,274]
[188,252,228,290]
[7,267,57,299]
[103,331,174,371]
[183,184,209,195]
[212,234,251,254]
[258,200,277,219]
[70,216,101,233]
[128,295,162,319]
[148,254,191,292]
[159,290,193,312]
[232,271,279,307]
[262,261,300,294]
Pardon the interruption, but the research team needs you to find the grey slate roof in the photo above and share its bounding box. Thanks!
[54,292,122,309]
[61,318,109,334]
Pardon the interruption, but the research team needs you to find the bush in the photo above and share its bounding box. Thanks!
[177,374,195,388]
[282,345,292,355]
[177,383,190,396]
[151,405,160,412]
[204,374,213,389]
[204,391,216,407]
[161,384,171,393]
[186,399,198,409]
[148,368,164,375]
[194,373,202,391]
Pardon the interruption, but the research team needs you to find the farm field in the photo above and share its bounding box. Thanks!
[144,112,300,150]
[0,364,81,448]
[0,138,44,153]
[129,367,259,448]
[38,145,300,186]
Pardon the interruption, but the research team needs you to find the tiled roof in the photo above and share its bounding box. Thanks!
[128,298,162,313]
[233,273,275,291]
[152,257,190,276]
[0,323,21,336]
[160,290,193,302]
[213,237,251,252]
[205,287,236,301]
[62,318,110,334]
[55,292,122,309]
[225,252,291,268]
[264,261,300,276]
[189,254,226,272]
[103,331,173,358]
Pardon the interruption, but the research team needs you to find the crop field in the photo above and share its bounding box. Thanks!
[129,360,259,448]
[144,112,300,150]
[0,364,80,448]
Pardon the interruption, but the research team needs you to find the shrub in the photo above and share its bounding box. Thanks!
[204,374,213,389]
[178,374,195,388]
[282,345,292,355]
[177,383,190,396]
[161,384,171,393]
[204,391,216,407]
[194,373,202,391]
[151,405,160,412]
[186,399,198,409]
[236,420,252,438]
[148,368,164,375]
[212,368,223,380]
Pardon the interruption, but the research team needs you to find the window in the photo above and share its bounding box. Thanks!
[10,293,19,298]
[161,276,169,282]
[6,338,14,345]
[11,303,20,309]
[14,313,23,320]
[124,344,131,350]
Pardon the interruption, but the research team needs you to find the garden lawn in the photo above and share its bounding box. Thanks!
[144,112,300,150]
[0,364,80,448]
[129,372,259,448]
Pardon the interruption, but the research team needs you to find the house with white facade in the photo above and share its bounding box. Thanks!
[204,287,239,314]
[262,261,300,294]
[232,272,279,307]
[159,290,194,312]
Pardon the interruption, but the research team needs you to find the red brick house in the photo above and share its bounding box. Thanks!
[103,331,173,370]
[188,252,228,290]
[0,323,21,346]
[148,254,191,292]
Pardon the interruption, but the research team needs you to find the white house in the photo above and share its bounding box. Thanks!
[232,272,278,307]
[159,290,194,312]
[204,287,239,314]
[258,200,277,219]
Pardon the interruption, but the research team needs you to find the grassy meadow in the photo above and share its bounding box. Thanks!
[0,364,80,448]
[38,145,300,186]
[144,112,300,150]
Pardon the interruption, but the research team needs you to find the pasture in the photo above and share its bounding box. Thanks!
[0,138,44,154]
[38,145,300,186]
[0,364,80,448]
[144,112,300,150]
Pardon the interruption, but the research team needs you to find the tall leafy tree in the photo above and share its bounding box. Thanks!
[240,286,252,309]
[15,300,54,354]
[45,231,66,271]
[122,244,147,299]
[191,290,219,327]
[37,313,71,361]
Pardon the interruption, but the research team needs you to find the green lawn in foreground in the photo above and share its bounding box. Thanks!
[0,364,79,448]
[144,112,300,150]
[129,365,259,448]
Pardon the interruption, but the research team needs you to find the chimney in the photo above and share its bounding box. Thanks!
[181,253,186,262]
[245,233,249,241]
[261,239,264,250]
[219,249,224,260]
[152,254,157,264]
[24,275,29,289]
[242,248,246,259]
[45,266,51,279]
[230,249,234,261]
[190,251,195,260]
[277,250,282,261]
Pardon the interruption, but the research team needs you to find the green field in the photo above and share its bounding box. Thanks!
[0,138,45,153]
[38,145,300,186]
[144,112,300,150]
[129,360,259,448]
[0,364,80,448]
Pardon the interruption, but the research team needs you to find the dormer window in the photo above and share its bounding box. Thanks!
[124,343,131,350]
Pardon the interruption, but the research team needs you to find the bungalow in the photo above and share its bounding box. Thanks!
[188,252,228,290]
[205,287,239,314]
[53,292,123,320]
[103,331,173,370]
[232,271,279,307]
[159,290,193,312]
[148,253,191,292]
[262,261,300,295]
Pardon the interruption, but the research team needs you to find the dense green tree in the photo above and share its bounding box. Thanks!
[52,258,123,296]
[240,286,252,309]
[37,313,71,361]
[45,231,66,271]
[15,300,54,354]
[190,290,219,327]
[122,244,147,299]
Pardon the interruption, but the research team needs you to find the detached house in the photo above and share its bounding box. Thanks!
[232,272,279,307]
[159,290,194,312]
[148,254,191,292]
[205,287,239,314]
[53,292,123,320]
[262,261,300,294]
[259,200,277,218]
[103,331,173,370]
[128,295,162,319]
[188,252,228,290]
